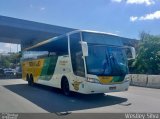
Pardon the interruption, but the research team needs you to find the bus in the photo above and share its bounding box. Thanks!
[21,30,135,95]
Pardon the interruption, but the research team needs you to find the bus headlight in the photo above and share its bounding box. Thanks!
[125,75,131,81]
[86,77,100,83]
[124,75,131,82]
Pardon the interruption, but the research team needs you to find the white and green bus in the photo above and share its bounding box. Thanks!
[21,30,135,95]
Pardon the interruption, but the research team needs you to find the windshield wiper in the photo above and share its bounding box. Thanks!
[110,55,126,76]
[101,53,109,75]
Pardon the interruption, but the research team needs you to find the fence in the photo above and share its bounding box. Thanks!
[126,74,160,89]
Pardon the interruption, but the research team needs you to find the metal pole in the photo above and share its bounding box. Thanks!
[10,43,11,53]
[17,44,18,54]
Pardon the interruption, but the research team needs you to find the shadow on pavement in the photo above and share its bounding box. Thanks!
[4,84,128,112]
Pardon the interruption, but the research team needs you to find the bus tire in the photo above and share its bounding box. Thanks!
[28,74,34,86]
[26,74,29,82]
[61,77,70,96]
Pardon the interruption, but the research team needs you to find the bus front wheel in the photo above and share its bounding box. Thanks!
[61,77,70,96]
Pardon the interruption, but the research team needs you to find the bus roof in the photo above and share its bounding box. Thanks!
[67,30,118,36]
[24,34,67,51]
[24,30,135,51]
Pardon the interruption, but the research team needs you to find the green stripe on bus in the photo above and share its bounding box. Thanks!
[112,76,125,82]
[40,56,58,80]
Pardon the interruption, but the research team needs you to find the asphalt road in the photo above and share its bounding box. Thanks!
[0,79,160,113]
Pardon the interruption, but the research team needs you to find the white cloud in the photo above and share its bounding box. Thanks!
[112,0,122,2]
[139,10,160,20]
[112,0,155,5]
[130,10,160,22]
[130,16,138,22]
[126,0,155,6]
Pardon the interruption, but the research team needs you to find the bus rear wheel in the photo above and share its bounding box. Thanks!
[61,78,70,96]
[27,75,34,86]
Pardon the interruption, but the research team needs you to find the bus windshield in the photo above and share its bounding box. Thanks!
[86,45,128,76]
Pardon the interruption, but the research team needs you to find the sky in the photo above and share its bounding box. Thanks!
[0,0,160,52]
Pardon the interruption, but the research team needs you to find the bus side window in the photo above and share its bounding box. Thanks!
[70,33,85,77]
[37,53,48,59]
[49,52,56,57]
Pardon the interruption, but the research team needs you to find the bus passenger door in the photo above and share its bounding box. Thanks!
[69,33,86,92]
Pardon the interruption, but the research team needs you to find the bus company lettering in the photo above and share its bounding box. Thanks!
[29,61,41,67]
[59,60,68,65]
[72,81,82,91]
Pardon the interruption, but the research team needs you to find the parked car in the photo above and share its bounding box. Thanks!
[0,68,5,77]
[15,66,22,78]
[4,68,16,77]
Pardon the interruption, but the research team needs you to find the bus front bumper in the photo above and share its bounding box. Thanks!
[80,80,130,94]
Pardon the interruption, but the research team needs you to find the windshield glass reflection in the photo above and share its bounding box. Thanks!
[86,45,128,76]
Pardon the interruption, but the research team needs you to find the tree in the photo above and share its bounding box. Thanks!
[132,32,160,74]
[0,53,20,68]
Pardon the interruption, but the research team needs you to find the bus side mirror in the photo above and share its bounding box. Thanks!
[81,41,88,57]
[128,47,136,60]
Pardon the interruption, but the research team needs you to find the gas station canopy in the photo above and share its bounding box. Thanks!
[0,15,75,50]
[0,15,137,50]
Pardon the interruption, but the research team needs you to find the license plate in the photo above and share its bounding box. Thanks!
[109,86,116,90]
